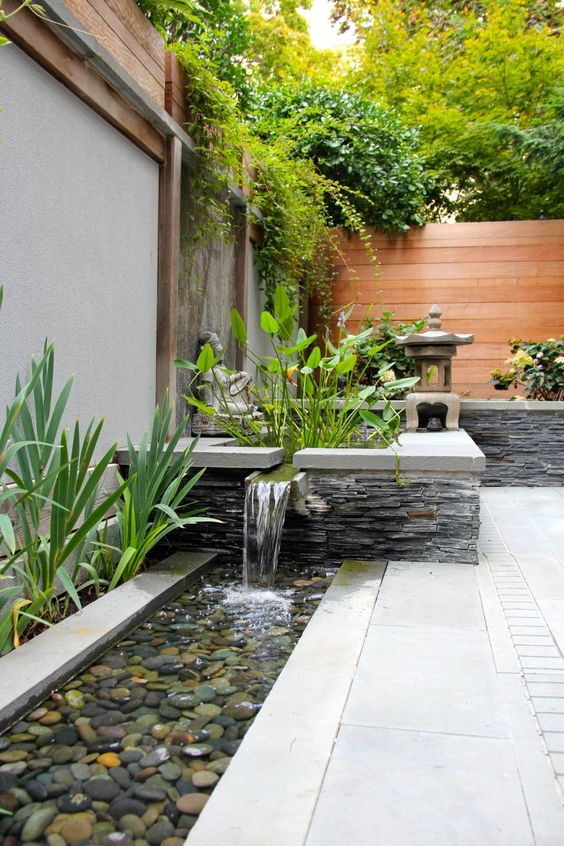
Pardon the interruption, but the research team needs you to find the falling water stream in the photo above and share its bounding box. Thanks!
[243,480,291,589]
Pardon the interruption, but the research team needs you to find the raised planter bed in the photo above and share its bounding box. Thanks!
[458,400,564,486]
[164,432,485,567]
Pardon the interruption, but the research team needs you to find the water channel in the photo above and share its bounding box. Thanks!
[0,563,334,845]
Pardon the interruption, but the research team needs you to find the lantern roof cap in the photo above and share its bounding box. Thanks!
[395,305,474,347]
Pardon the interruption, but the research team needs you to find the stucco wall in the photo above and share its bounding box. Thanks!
[0,45,159,450]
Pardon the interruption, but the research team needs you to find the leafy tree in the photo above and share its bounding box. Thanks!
[136,0,256,105]
[338,0,564,219]
[251,83,432,230]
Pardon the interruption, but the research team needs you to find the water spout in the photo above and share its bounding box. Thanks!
[243,479,291,589]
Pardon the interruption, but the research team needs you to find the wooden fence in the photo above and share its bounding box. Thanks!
[326,220,564,397]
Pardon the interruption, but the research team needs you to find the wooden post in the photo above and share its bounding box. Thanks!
[234,210,251,371]
[156,135,182,421]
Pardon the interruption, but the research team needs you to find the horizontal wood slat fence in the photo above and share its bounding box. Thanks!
[325,220,564,398]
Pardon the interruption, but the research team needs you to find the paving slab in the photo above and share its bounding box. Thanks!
[306,726,534,846]
[342,625,507,738]
[371,560,486,631]
[185,487,564,846]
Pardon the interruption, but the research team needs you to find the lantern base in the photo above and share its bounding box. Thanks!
[405,392,461,433]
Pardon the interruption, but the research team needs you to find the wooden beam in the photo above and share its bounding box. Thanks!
[234,210,251,370]
[156,135,182,418]
[0,1,165,162]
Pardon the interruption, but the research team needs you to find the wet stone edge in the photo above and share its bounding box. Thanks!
[0,552,217,733]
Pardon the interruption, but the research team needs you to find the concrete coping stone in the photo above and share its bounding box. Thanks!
[366,399,564,412]
[187,559,387,846]
[293,431,486,473]
[0,551,216,731]
[116,439,285,470]
[459,399,564,412]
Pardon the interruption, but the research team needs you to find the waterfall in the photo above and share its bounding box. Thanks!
[243,479,291,589]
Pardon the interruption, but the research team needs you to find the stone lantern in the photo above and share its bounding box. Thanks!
[395,305,474,432]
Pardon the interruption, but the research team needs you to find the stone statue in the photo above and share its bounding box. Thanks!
[192,331,262,435]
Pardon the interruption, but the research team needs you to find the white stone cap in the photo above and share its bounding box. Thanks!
[117,438,285,469]
[293,431,485,473]
[460,399,564,412]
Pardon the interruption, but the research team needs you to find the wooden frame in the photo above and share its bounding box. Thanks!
[234,210,251,371]
[0,1,165,161]
[156,136,182,414]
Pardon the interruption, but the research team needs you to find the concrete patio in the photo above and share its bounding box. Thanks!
[188,487,564,846]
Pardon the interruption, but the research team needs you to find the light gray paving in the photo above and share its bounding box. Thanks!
[307,727,534,846]
[186,488,564,846]
[342,626,507,737]
[307,489,564,846]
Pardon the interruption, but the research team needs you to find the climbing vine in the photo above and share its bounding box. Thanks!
[172,41,377,320]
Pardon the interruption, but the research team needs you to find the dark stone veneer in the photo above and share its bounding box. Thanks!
[165,468,481,567]
[460,409,564,486]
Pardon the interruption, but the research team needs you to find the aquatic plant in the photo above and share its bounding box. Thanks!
[178,285,418,458]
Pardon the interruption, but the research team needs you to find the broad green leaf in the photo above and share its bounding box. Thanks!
[360,410,386,430]
[184,396,216,414]
[335,355,357,375]
[358,385,377,400]
[0,515,15,555]
[274,285,290,320]
[383,376,419,391]
[196,342,215,373]
[306,347,321,369]
[174,358,198,371]
[231,308,247,344]
[260,311,279,335]
[278,333,316,355]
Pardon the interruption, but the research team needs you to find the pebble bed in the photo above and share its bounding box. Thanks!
[0,564,334,846]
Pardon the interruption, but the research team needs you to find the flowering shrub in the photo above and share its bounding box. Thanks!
[490,337,564,400]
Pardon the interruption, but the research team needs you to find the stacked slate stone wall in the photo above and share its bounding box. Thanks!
[166,467,481,566]
[280,471,481,567]
[460,409,564,486]
[162,469,249,563]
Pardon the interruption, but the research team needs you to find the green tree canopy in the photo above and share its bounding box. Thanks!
[338,0,564,219]
[251,83,432,230]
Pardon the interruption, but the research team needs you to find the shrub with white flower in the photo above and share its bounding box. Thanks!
[491,336,564,400]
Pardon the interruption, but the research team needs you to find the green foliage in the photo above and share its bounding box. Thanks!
[0,345,129,653]
[251,84,432,231]
[95,393,218,588]
[177,284,419,458]
[0,0,45,47]
[490,336,564,399]
[355,311,426,395]
[344,0,564,220]
[136,0,255,105]
[0,313,211,651]
[172,41,348,315]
